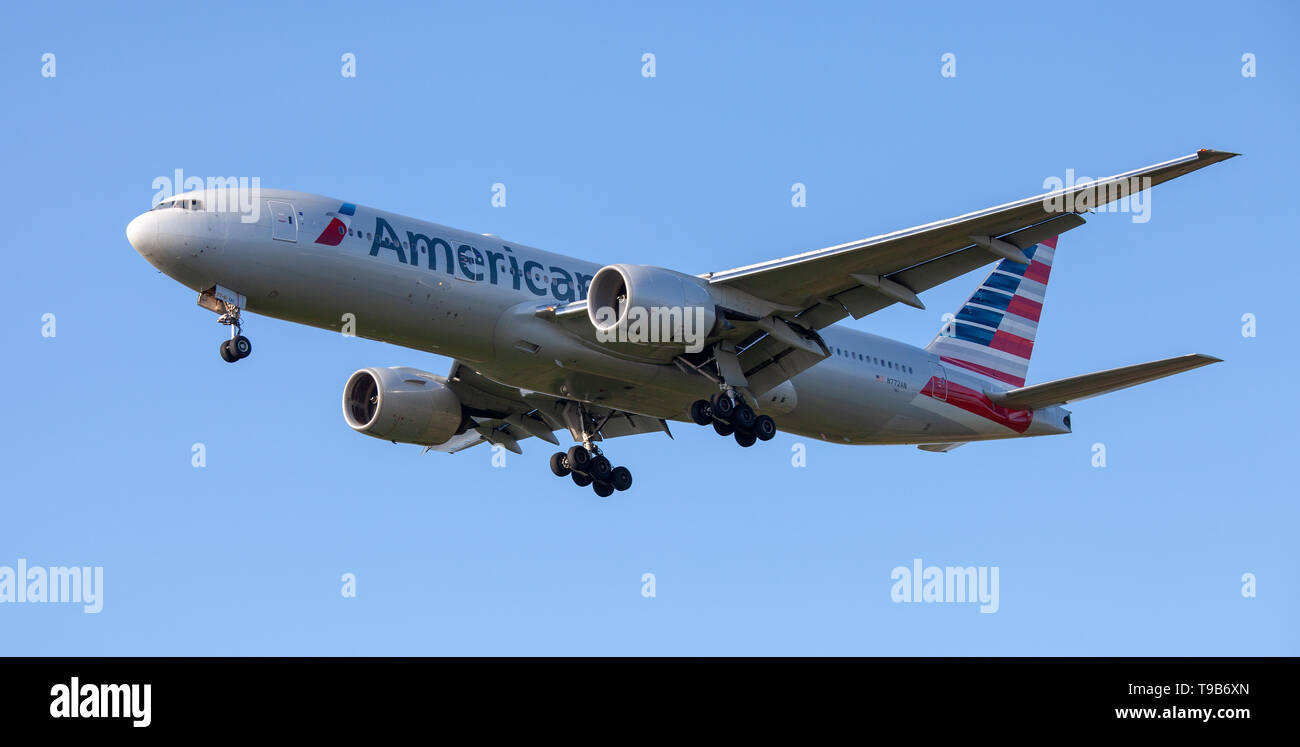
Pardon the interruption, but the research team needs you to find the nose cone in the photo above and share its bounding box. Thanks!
[126,212,158,257]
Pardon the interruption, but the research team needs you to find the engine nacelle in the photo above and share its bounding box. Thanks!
[586,264,718,351]
[342,366,466,446]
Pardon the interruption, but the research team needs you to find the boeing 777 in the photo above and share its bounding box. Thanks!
[126,149,1234,496]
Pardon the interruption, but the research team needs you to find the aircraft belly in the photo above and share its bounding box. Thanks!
[778,362,904,443]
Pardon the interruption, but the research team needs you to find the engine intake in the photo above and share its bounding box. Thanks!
[586,264,718,351]
[342,366,466,446]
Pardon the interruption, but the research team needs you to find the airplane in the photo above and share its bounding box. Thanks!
[126,149,1235,496]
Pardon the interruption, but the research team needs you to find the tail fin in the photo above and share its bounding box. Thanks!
[925,236,1058,388]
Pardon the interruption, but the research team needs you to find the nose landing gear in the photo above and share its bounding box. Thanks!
[198,286,253,363]
[690,392,776,448]
[549,444,634,497]
[216,303,252,363]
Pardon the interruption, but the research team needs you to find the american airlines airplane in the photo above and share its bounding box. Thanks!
[126,150,1234,496]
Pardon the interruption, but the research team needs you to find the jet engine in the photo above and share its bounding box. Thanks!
[342,366,468,446]
[586,264,719,350]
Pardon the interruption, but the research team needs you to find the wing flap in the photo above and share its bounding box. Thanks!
[987,353,1221,410]
[740,343,828,398]
[436,361,672,453]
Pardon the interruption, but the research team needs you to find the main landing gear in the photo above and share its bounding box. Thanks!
[548,444,633,498]
[689,392,777,448]
[216,303,252,363]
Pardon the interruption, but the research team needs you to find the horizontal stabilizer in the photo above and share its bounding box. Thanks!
[986,353,1221,410]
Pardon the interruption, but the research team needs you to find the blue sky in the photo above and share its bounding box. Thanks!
[0,0,1294,654]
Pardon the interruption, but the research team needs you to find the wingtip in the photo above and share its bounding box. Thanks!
[1193,353,1224,364]
[1197,148,1241,160]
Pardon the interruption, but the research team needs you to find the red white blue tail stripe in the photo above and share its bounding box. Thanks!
[925,236,1057,387]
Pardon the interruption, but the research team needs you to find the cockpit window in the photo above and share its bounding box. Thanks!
[151,198,202,211]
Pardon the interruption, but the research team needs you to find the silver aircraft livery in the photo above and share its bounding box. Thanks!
[127,150,1234,496]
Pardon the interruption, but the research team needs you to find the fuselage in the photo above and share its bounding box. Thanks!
[126,188,1071,446]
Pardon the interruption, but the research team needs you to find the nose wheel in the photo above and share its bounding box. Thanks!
[219,335,252,362]
[549,444,634,496]
[690,393,777,448]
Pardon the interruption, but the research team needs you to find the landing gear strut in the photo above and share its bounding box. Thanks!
[690,391,777,448]
[544,400,637,496]
[216,302,252,363]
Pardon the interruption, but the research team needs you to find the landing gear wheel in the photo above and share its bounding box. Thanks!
[232,335,252,359]
[566,445,591,472]
[219,340,238,363]
[587,455,612,481]
[549,452,571,477]
[571,471,593,487]
[733,403,756,429]
[711,393,735,419]
[754,415,777,441]
[734,429,757,448]
[610,466,633,492]
[592,481,614,498]
[712,420,734,437]
[690,399,712,426]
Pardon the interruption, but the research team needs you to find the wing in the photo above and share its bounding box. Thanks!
[708,149,1237,394]
[426,361,673,454]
